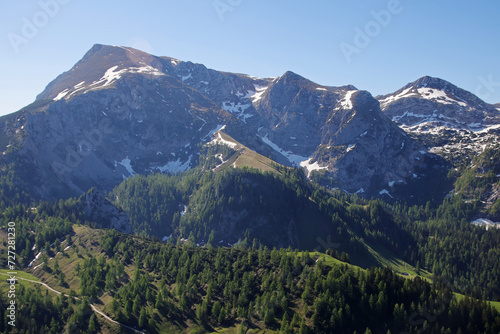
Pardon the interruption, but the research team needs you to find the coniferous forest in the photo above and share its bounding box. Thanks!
[0,144,500,333]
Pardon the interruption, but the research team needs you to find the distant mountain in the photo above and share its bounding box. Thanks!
[378,76,500,129]
[0,46,466,203]
[377,76,500,161]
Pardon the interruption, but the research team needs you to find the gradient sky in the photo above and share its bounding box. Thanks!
[1,0,499,116]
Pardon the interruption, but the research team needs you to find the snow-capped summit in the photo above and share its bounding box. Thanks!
[379,77,464,109]
[37,44,167,102]
[377,76,500,160]
[378,76,497,120]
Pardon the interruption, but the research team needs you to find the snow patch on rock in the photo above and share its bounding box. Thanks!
[261,135,308,166]
[155,156,193,173]
[118,157,136,177]
[300,158,327,177]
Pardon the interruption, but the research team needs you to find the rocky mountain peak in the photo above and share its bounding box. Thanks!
[377,76,500,162]
[405,75,454,90]
[277,71,308,83]
[350,90,380,113]
[381,75,497,112]
[36,44,166,102]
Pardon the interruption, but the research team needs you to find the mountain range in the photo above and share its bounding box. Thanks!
[2,44,500,333]
[1,44,499,204]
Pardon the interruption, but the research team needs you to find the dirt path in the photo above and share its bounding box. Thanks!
[1,273,144,333]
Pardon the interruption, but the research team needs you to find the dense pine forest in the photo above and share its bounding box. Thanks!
[2,223,500,334]
[0,146,500,333]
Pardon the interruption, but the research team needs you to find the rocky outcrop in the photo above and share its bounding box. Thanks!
[81,189,133,234]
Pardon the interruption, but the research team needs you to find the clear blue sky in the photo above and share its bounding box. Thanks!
[1,0,499,116]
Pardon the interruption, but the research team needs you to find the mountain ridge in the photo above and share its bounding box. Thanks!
[1,44,497,204]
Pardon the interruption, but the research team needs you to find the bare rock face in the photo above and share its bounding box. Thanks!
[312,90,425,194]
[7,45,231,199]
[0,45,454,203]
[233,72,430,196]
[81,189,133,234]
